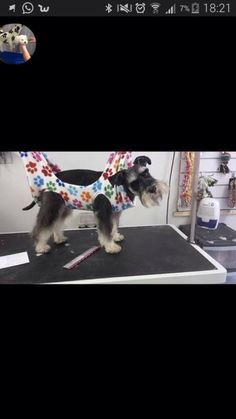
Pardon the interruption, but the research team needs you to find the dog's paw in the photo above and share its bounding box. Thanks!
[35,244,51,254]
[54,235,68,244]
[113,233,124,242]
[105,242,121,254]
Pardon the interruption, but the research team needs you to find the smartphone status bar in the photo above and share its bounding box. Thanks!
[0,1,235,17]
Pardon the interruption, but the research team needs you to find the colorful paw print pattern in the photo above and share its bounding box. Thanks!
[46,181,57,192]
[104,184,114,199]
[20,151,135,213]
[92,180,102,193]
[103,168,113,180]
[68,185,78,196]
[81,191,92,202]
[33,175,44,187]
[26,161,37,174]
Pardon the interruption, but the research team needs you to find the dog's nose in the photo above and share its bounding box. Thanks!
[148,186,156,194]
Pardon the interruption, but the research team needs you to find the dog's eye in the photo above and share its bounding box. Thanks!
[148,186,156,194]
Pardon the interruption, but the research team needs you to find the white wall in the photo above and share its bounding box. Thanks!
[1,151,236,233]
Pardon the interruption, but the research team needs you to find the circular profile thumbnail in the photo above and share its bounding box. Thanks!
[0,23,36,65]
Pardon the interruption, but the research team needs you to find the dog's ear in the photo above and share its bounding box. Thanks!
[133,156,152,167]
[109,170,127,186]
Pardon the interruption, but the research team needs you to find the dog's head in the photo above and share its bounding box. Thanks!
[15,35,28,45]
[109,155,168,208]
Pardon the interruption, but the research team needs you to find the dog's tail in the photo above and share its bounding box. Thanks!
[22,201,36,211]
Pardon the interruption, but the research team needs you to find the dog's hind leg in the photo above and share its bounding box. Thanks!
[111,212,124,242]
[32,191,68,254]
[53,207,71,244]
[93,195,121,254]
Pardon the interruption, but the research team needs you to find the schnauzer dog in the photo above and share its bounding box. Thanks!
[24,155,168,255]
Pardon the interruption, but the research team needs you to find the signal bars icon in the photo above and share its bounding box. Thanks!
[165,4,176,14]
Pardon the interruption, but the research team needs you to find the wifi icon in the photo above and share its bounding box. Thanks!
[150,2,161,14]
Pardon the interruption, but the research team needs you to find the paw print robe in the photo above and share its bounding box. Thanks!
[19,151,136,213]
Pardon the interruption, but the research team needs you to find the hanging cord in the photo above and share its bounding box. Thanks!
[166,151,176,224]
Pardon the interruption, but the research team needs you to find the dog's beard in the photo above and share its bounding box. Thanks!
[140,181,169,208]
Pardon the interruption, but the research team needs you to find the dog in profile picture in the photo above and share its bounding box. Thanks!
[0,23,36,64]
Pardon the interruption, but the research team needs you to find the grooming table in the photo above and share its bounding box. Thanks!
[0,225,226,284]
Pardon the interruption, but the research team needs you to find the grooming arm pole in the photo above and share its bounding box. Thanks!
[189,152,201,244]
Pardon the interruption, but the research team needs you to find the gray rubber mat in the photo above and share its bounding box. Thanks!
[0,226,215,284]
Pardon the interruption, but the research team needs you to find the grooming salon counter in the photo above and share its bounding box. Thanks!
[0,225,227,284]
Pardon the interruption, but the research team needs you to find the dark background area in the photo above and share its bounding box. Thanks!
[0,16,234,150]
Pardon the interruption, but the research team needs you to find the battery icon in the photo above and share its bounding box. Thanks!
[191,2,200,14]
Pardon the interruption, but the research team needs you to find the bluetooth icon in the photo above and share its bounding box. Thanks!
[105,3,113,13]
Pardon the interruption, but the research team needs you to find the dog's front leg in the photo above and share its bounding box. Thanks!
[112,212,124,242]
[94,195,121,254]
